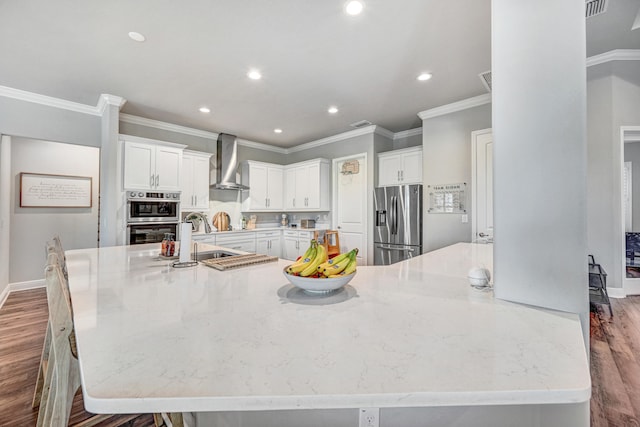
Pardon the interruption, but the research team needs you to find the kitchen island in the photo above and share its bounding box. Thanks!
[65,242,590,427]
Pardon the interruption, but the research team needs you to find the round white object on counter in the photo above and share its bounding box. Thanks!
[468,267,491,288]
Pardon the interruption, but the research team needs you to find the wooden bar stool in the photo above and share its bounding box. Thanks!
[324,230,341,258]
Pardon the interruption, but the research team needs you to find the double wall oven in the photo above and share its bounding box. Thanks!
[126,191,180,245]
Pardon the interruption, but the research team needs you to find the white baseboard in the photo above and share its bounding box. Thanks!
[608,287,627,298]
[0,279,45,309]
[624,280,640,296]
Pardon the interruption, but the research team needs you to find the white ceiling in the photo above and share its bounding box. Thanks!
[0,0,639,147]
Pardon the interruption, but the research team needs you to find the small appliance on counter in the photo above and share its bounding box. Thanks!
[300,219,315,229]
[281,213,288,227]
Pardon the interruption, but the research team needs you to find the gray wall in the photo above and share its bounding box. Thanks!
[421,104,492,252]
[9,137,100,283]
[587,61,640,290]
[393,132,422,150]
[624,141,640,230]
[0,97,101,147]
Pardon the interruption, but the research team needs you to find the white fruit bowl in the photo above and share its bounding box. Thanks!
[283,266,356,294]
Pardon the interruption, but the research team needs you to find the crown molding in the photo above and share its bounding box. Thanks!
[586,49,640,68]
[97,94,126,115]
[418,93,492,121]
[287,125,393,153]
[393,127,422,140]
[0,85,104,116]
[119,113,286,154]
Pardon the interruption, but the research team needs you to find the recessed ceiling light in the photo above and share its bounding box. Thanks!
[328,106,339,114]
[417,73,433,81]
[128,31,146,42]
[345,1,364,15]
[274,128,283,134]
[199,107,210,113]
[247,70,262,80]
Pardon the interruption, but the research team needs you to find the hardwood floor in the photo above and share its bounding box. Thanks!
[2,288,640,426]
[591,297,640,427]
[0,288,155,427]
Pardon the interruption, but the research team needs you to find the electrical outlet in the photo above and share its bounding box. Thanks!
[461,214,468,223]
[359,408,379,427]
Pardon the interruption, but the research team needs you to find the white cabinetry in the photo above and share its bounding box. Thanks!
[256,230,282,257]
[284,159,330,211]
[216,233,256,253]
[122,136,186,191]
[377,146,422,186]
[241,161,284,211]
[282,230,313,261]
[181,150,212,211]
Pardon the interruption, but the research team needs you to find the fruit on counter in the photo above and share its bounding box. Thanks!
[287,240,318,274]
[328,255,357,277]
[300,243,327,277]
[318,248,358,277]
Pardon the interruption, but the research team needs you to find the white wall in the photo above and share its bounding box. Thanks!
[492,0,587,317]
[9,137,100,283]
[421,104,491,252]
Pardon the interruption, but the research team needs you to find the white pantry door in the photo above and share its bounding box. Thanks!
[472,129,494,242]
[333,154,368,265]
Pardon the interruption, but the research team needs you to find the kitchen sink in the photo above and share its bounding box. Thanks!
[194,250,241,261]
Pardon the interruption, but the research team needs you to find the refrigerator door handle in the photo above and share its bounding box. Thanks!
[391,195,399,235]
[378,245,415,252]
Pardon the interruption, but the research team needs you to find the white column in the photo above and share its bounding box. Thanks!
[99,95,125,247]
[492,0,588,315]
[0,135,11,293]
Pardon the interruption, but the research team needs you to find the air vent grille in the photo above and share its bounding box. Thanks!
[350,120,372,129]
[586,0,608,18]
[479,70,492,92]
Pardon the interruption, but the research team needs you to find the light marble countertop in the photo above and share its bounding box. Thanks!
[65,242,590,414]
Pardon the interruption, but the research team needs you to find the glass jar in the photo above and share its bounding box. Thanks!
[161,233,176,257]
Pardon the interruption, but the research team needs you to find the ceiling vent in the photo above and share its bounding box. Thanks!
[350,120,372,129]
[479,70,492,92]
[585,0,608,18]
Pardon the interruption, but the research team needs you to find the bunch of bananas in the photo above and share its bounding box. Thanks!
[286,241,358,278]
[317,248,358,277]
[286,240,328,277]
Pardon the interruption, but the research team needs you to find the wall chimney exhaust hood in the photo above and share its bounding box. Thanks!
[210,133,249,190]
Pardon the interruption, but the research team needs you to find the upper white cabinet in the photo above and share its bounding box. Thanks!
[377,146,423,186]
[240,161,284,211]
[284,159,330,211]
[181,150,212,211]
[122,136,186,191]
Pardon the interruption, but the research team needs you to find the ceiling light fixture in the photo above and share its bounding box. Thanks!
[128,31,146,42]
[274,128,283,134]
[199,107,210,113]
[328,106,339,114]
[345,1,364,15]
[417,72,433,81]
[247,70,262,80]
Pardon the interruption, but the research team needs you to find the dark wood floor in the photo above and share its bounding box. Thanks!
[0,288,155,427]
[2,288,640,426]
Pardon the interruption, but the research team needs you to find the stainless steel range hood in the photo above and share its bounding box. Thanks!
[210,133,249,190]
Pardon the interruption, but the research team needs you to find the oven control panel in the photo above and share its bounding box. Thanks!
[127,191,180,200]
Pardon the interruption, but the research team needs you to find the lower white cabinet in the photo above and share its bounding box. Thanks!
[216,233,256,253]
[256,230,282,257]
[282,230,314,261]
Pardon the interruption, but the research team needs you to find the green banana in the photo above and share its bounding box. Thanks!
[300,244,327,277]
[316,251,351,273]
[287,241,317,274]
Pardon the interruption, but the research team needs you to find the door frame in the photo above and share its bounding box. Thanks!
[620,126,640,296]
[471,128,493,242]
[332,152,369,265]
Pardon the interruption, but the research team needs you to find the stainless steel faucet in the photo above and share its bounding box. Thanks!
[185,212,212,233]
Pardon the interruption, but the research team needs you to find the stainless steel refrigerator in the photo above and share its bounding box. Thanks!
[374,184,423,265]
